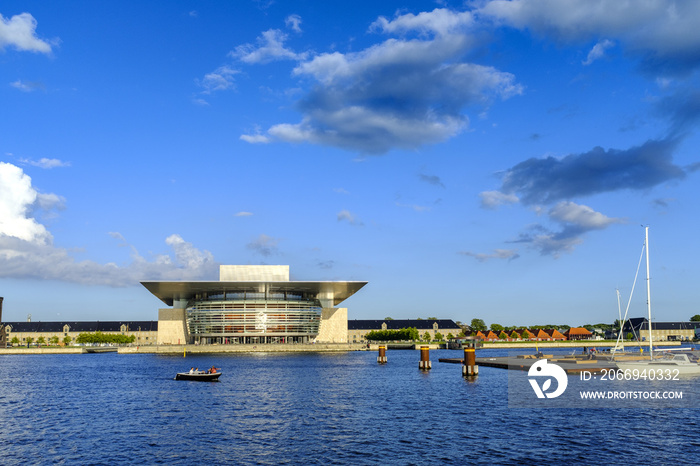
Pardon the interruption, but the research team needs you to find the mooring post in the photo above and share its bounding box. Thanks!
[377,345,387,364]
[462,341,478,377]
[419,345,431,371]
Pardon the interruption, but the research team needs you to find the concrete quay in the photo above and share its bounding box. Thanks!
[479,341,682,349]
[0,343,369,355]
[119,342,369,354]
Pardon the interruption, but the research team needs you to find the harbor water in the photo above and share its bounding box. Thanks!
[1,349,698,464]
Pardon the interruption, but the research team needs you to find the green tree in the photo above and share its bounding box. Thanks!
[49,336,59,346]
[63,336,72,346]
[498,331,509,340]
[26,336,34,347]
[510,330,520,339]
[384,317,394,320]
[626,332,634,340]
[10,336,19,346]
[427,317,437,320]
[37,336,46,347]
[690,315,700,322]
[446,333,454,340]
[490,323,504,332]
[365,328,419,342]
[422,331,431,341]
[434,331,444,341]
[470,319,487,332]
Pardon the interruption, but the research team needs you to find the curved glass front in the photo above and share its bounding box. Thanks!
[186,297,322,344]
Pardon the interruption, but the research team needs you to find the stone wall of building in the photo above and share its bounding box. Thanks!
[316,308,348,343]
[157,308,188,345]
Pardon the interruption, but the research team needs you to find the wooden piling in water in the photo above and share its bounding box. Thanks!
[462,345,478,377]
[419,345,431,370]
[377,345,387,364]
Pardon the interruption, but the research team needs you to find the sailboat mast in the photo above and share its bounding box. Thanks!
[645,226,652,359]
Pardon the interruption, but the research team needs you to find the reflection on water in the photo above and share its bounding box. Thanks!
[0,349,698,464]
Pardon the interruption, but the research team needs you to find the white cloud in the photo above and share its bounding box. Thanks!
[583,39,614,65]
[10,79,45,92]
[0,13,53,54]
[35,192,66,211]
[0,162,219,285]
[285,14,302,33]
[197,66,239,94]
[480,190,519,209]
[231,29,308,64]
[478,0,700,75]
[240,133,271,144]
[231,8,522,154]
[548,201,622,230]
[235,211,253,217]
[370,8,474,36]
[515,201,625,257]
[0,162,53,244]
[20,157,70,169]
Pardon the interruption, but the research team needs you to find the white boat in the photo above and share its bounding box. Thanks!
[613,227,700,376]
[616,352,700,375]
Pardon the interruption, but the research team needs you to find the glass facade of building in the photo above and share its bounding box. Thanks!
[186,289,322,344]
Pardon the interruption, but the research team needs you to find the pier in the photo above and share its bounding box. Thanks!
[439,354,624,374]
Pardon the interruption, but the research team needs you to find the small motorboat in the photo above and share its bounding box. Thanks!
[175,370,221,381]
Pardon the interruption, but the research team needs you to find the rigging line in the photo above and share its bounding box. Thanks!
[613,242,646,356]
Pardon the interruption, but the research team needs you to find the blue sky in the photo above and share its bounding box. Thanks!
[2,1,699,327]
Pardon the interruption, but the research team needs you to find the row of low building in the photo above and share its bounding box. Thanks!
[5,319,698,347]
[1,321,158,347]
[2,319,463,347]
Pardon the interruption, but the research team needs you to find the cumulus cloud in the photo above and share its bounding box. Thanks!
[497,137,686,205]
[246,233,281,256]
[459,248,520,262]
[370,8,474,36]
[0,162,53,244]
[0,12,53,54]
[0,162,218,285]
[513,201,624,257]
[232,8,521,154]
[477,0,700,76]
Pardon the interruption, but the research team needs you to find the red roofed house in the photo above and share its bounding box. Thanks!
[564,327,592,340]
[543,328,566,340]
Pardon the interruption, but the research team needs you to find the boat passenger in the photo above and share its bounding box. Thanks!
[189,367,194,374]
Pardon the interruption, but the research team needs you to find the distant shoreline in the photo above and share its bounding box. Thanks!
[0,340,689,355]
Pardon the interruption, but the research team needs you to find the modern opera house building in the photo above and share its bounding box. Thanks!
[141,265,367,345]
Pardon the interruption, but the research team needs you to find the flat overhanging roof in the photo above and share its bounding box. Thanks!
[141,281,368,307]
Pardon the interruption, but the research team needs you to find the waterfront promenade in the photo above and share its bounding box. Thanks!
[0,340,683,355]
[0,343,369,355]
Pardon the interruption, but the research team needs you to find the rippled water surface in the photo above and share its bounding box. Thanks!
[1,349,698,464]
